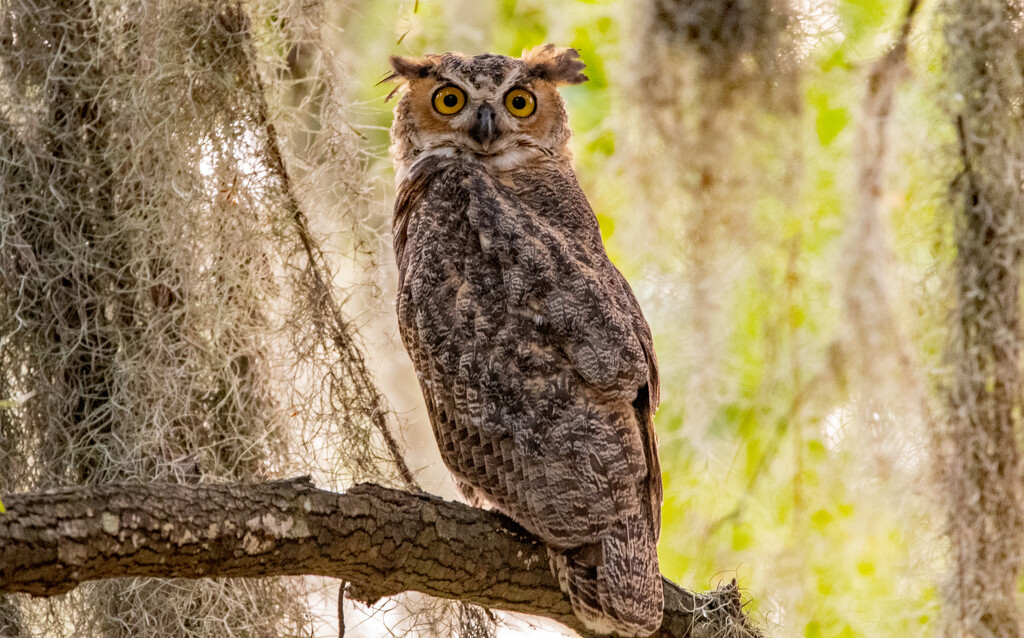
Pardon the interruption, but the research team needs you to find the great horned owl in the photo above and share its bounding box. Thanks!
[387,45,663,637]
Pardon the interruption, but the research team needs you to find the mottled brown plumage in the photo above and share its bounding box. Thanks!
[388,45,663,637]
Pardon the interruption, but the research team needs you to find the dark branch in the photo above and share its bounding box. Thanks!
[0,480,760,638]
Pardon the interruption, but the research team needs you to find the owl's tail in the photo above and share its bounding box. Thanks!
[549,514,663,637]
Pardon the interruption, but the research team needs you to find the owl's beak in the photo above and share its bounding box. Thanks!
[469,103,499,150]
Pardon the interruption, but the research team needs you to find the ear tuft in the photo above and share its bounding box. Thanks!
[380,55,440,101]
[522,44,588,86]
[381,55,438,83]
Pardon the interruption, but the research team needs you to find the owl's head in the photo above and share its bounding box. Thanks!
[386,44,588,183]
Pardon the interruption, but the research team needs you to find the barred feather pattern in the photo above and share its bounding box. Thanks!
[393,156,663,637]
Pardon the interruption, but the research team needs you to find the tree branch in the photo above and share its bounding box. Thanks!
[0,479,759,638]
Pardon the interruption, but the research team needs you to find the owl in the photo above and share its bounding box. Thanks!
[386,45,663,637]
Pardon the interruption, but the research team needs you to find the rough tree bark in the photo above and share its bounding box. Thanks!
[0,479,759,638]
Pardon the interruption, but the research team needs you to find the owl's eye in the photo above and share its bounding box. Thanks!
[504,88,536,118]
[432,86,466,115]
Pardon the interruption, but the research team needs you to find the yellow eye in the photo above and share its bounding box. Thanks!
[504,88,536,117]
[432,86,466,115]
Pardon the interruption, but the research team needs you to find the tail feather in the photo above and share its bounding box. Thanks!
[550,515,663,637]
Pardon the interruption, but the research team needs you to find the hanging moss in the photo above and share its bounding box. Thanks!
[938,1,1024,636]
[628,0,801,436]
[0,0,406,634]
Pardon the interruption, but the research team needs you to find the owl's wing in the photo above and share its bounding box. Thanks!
[461,169,650,388]
[461,166,663,525]
[614,268,662,534]
[392,161,435,287]
[393,161,476,482]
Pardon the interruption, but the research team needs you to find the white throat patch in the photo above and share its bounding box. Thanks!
[396,145,545,188]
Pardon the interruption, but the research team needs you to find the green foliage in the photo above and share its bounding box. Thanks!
[838,0,893,44]
[809,87,851,145]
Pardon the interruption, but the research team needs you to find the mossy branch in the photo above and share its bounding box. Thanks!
[0,479,760,638]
